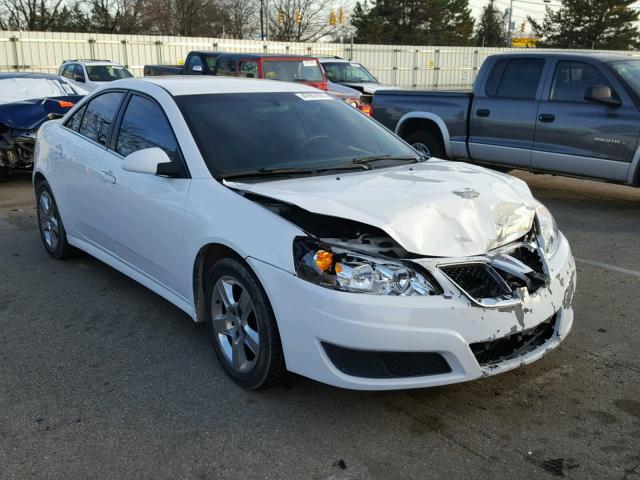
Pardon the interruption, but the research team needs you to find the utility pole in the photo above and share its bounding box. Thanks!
[265,0,269,42]
[507,0,513,44]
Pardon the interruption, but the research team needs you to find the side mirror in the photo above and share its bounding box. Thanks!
[584,86,621,106]
[122,147,173,175]
[74,74,85,83]
[191,64,203,73]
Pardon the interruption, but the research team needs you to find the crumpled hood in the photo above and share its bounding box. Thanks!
[227,160,537,258]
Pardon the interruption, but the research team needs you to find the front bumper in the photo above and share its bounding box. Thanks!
[248,234,576,390]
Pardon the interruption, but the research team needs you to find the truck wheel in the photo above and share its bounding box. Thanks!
[405,130,447,159]
[0,166,9,183]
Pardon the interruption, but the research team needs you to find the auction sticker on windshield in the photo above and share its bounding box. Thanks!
[295,92,332,101]
[302,60,316,67]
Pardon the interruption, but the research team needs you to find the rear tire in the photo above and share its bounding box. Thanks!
[205,258,286,389]
[405,129,447,159]
[36,181,77,259]
[0,166,10,183]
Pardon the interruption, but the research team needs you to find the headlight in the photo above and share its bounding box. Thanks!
[293,238,441,296]
[536,204,559,257]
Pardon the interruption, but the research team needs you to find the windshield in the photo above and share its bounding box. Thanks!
[86,65,133,82]
[610,60,640,97]
[0,78,75,104]
[176,92,416,178]
[263,60,324,82]
[322,62,377,83]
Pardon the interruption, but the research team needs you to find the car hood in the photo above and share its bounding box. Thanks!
[0,95,83,130]
[227,160,538,258]
[341,82,400,94]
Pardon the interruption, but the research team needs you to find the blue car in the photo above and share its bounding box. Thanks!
[0,73,83,181]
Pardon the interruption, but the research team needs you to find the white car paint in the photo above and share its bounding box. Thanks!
[34,76,576,390]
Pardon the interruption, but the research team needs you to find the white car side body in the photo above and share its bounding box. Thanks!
[34,77,577,390]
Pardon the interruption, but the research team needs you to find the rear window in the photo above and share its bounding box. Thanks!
[495,59,544,99]
[263,60,323,82]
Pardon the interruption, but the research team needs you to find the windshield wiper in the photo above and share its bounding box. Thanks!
[221,163,369,181]
[349,154,423,166]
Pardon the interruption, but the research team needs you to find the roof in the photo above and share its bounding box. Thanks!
[111,75,323,96]
[318,57,353,63]
[190,51,319,61]
[0,72,65,81]
[62,59,122,66]
[490,51,636,63]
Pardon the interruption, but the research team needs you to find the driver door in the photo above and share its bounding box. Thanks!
[532,60,640,181]
[98,93,191,297]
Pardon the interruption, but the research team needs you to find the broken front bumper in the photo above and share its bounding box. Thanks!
[248,233,576,390]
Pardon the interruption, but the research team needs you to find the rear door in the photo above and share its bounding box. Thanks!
[468,57,545,168]
[532,59,639,181]
[58,91,126,241]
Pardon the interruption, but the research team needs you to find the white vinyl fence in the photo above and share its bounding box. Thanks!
[1,30,639,89]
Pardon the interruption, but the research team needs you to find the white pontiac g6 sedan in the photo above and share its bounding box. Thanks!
[33,77,576,390]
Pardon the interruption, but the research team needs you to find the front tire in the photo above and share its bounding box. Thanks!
[36,181,77,259]
[405,129,447,159]
[205,258,285,389]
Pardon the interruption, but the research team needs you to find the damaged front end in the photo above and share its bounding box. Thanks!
[0,125,36,173]
[239,190,558,308]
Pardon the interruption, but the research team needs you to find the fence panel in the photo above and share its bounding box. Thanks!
[1,30,637,89]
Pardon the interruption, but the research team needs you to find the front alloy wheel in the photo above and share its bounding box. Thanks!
[211,276,261,373]
[205,258,285,389]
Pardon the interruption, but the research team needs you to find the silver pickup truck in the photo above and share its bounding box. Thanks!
[372,52,640,187]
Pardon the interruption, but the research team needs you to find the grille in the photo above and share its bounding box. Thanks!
[440,263,511,300]
[470,314,557,366]
[322,343,451,378]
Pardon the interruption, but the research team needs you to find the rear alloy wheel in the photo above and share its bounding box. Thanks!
[206,258,285,389]
[36,182,76,259]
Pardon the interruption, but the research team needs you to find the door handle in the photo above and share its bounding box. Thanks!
[538,113,555,123]
[99,169,116,184]
[476,109,490,117]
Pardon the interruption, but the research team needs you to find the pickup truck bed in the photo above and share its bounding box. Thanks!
[373,52,640,187]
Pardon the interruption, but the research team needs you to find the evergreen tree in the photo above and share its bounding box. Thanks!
[351,0,474,46]
[529,0,639,50]
[474,0,507,47]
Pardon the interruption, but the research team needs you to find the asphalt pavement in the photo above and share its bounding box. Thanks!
[0,170,639,480]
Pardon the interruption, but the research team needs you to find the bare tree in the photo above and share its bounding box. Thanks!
[269,0,331,42]
[141,0,227,36]
[0,0,64,30]
[89,0,145,33]
[222,0,258,39]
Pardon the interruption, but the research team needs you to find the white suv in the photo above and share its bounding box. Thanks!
[58,60,133,94]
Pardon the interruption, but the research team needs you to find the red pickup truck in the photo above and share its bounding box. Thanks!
[145,51,328,91]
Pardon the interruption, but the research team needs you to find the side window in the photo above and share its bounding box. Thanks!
[62,64,75,79]
[239,60,258,78]
[116,95,179,162]
[187,55,204,73]
[216,58,237,76]
[79,92,124,145]
[66,105,87,132]
[495,59,544,99]
[484,59,508,97]
[74,64,85,82]
[551,61,614,102]
[205,56,218,72]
